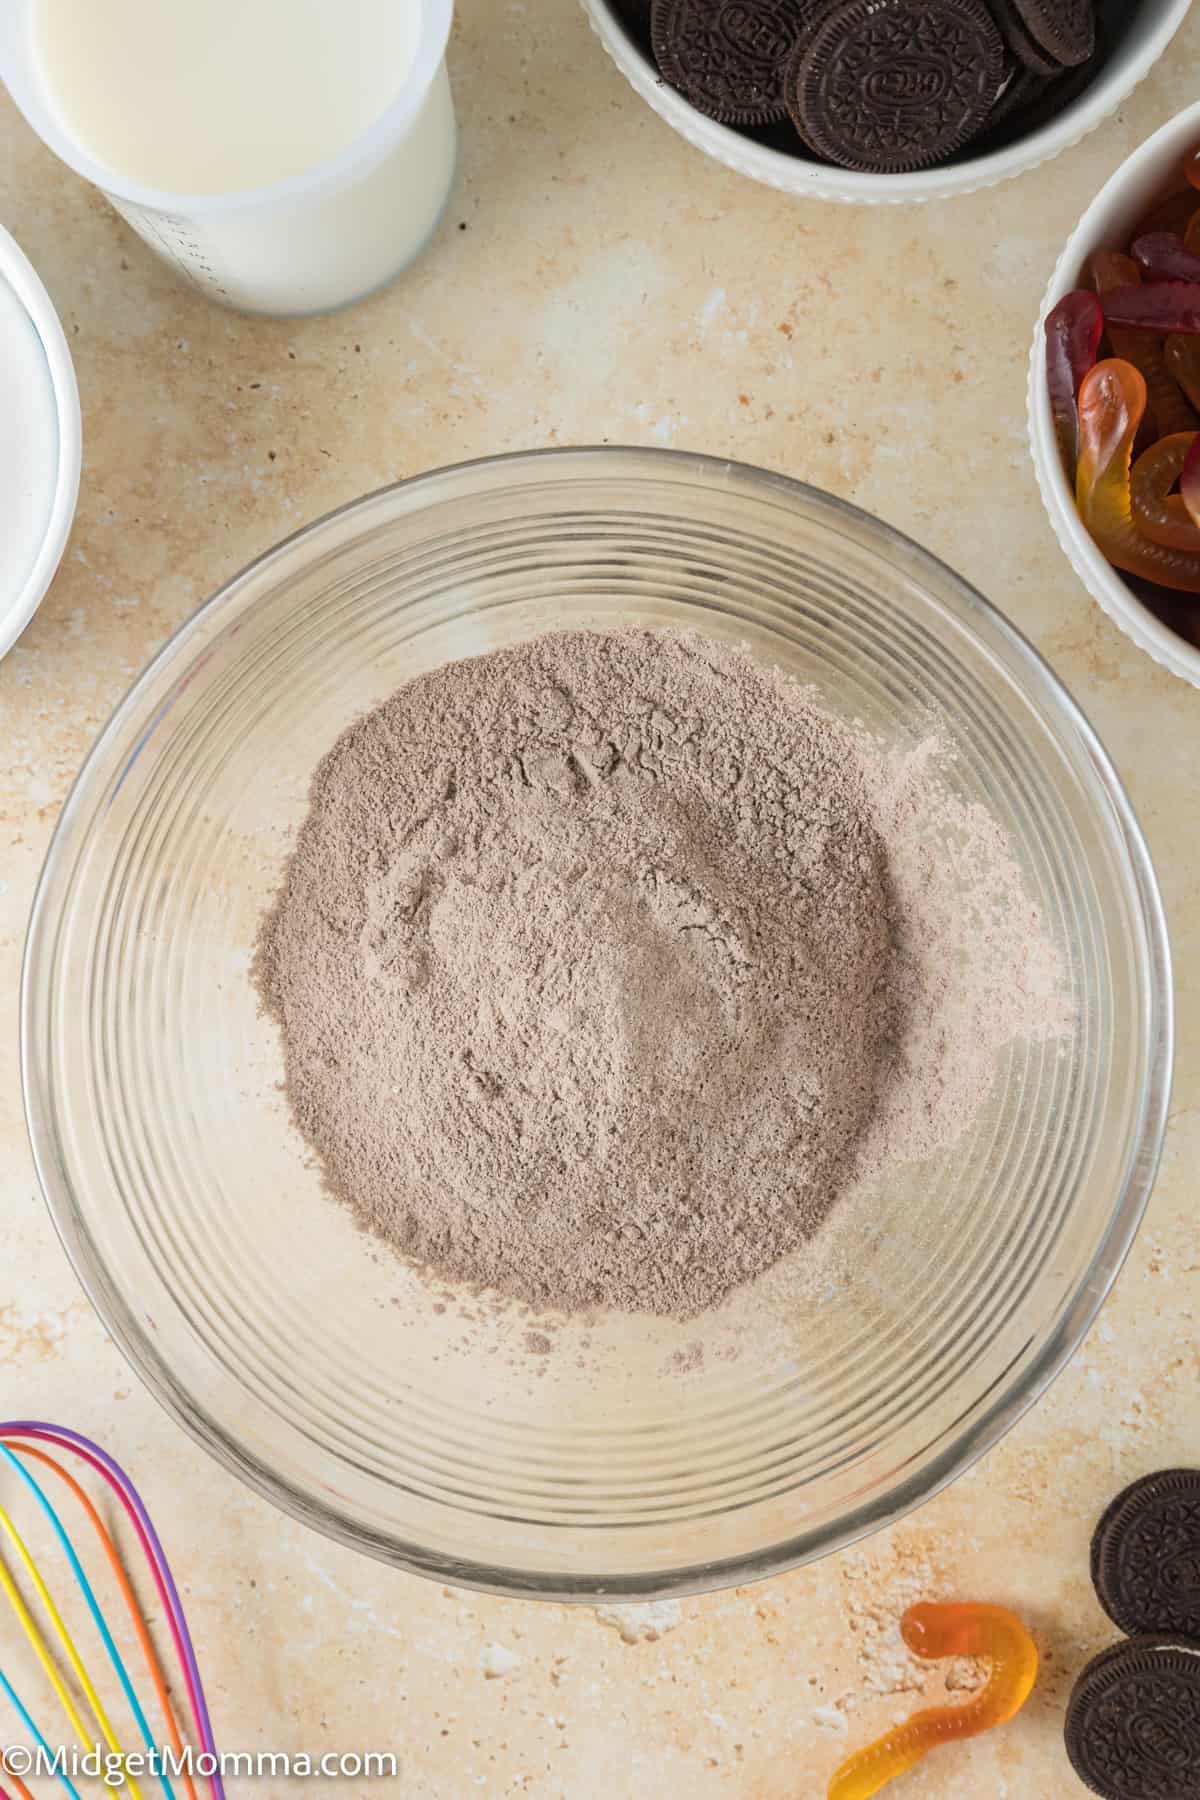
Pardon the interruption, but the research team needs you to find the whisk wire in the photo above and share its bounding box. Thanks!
[0,1658,83,1800]
[0,1527,98,1754]
[8,1445,199,1800]
[1,1426,222,1800]
[0,1444,169,1800]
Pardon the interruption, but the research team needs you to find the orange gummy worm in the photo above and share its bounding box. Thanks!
[1077,360,1200,592]
[827,1602,1038,1800]
[5,1442,198,1800]
[1130,433,1200,550]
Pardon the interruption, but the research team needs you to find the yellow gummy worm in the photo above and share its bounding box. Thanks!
[828,1602,1038,1798]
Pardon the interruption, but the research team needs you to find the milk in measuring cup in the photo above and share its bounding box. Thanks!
[34,0,421,192]
[27,0,456,314]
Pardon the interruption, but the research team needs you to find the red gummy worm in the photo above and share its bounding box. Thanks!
[1104,283,1200,335]
[1137,184,1200,235]
[1045,290,1103,478]
[1086,251,1196,440]
[1132,232,1200,284]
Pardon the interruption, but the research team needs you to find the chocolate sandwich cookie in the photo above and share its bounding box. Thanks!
[976,35,1099,148]
[786,0,1005,175]
[1065,1636,1200,1799]
[1002,0,1094,67]
[650,0,807,125]
[1091,1469,1200,1641]
[983,59,1051,130]
[1002,43,1102,132]
[987,0,1064,75]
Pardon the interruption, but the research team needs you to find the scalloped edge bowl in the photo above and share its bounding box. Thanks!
[1029,98,1200,689]
[580,0,1191,205]
[0,225,80,660]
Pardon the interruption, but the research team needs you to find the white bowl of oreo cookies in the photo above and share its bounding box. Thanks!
[580,0,1192,204]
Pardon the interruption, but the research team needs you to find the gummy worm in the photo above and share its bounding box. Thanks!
[1044,290,1103,480]
[1181,434,1200,533]
[1130,432,1200,550]
[827,1602,1038,1799]
[1165,332,1200,411]
[1088,251,1196,437]
[1104,282,1200,335]
[1132,232,1200,284]
[1077,359,1200,592]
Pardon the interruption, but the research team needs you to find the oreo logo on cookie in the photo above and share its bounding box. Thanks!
[786,0,1004,174]
[865,60,952,108]
[650,0,806,124]
[715,0,798,65]
[1091,1469,1200,1642]
[1065,1637,1200,1799]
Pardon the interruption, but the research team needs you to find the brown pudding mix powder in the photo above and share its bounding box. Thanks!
[254,629,1068,1319]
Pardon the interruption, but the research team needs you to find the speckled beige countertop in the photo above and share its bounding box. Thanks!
[2,4,1199,1795]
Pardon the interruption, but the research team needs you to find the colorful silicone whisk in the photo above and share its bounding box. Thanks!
[0,1424,222,1800]
[827,1602,1038,1799]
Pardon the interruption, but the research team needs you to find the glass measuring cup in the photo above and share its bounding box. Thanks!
[0,0,456,317]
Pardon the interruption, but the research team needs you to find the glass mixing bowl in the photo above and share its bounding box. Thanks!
[22,449,1171,1599]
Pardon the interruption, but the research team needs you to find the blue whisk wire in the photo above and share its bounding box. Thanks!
[0,1659,82,1800]
[0,1443,176,1800]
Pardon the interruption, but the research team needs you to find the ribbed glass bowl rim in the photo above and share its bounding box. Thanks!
[21,447,1174,1599]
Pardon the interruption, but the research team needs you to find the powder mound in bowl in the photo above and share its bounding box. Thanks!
[254,628,901,1317]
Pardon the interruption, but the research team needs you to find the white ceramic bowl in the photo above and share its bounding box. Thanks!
[1029,99,1200,688]
[580,0,1191,205]
[0,225,80,660]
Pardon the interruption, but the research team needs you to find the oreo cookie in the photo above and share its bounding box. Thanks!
[1065,1637,1200,1799]
[988,0,1063,75]
[786,0,1004,174]
[1006,0,1095,66]
[650,0,806,124]
[1091,1470,1200,1641]
[984,60,1052,129]
[973,33,1099,152]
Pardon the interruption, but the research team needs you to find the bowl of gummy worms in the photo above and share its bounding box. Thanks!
[582,0,1190,205]
[1031,99,1200,688]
